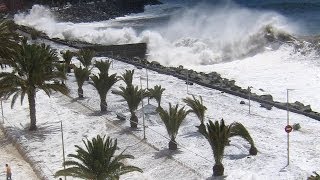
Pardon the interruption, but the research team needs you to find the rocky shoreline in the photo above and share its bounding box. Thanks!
[16,24,320,122]
[51,0,162,23]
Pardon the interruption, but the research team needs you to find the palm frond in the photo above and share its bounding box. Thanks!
[119,69,134,87]
[183,95,207,124]
[148,85,165,107]
[157,103,190,140]
[77,49,95,68]
[55,135,142,179]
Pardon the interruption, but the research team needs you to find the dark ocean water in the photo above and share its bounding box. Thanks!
[159,0,320,35]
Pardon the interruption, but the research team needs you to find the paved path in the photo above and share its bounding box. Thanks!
[0,127,39,180]
[58,94,203,180]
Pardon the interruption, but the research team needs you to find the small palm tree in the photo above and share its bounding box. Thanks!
[74,66,91,98]
[157,103,190,150]
[55,135,143,179]
[183,95,207,133]
[77,49,95,69]
[113,85,148,128]
[62,50,74,73]
[56,63,67,84]
[200,119,257,176]
[119,69,134,87]
[90,61,117,112]
[0,41,69,131]
[148,85,165,108]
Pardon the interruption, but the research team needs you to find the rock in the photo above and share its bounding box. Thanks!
[151,61,161,66]
[260,94,273,101]
[292,101,304,109]
[260,103,272,110]
[301,105,312,112]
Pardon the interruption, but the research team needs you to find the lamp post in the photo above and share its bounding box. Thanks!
[1,98,4,123]
[140,77,146,139]
[186,70,189,94]
[146,68,149,104]
[248,86,253,114]
[286,88,294,166]
[60,121,66,180]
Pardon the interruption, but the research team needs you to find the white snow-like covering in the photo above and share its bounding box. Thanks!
[1,46,320,179]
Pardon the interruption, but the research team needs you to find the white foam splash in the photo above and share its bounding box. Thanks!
[14,2,299,66]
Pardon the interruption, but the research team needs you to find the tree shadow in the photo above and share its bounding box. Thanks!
[88,110,106,116]
[116,126,143,136]
[227,153,250,160]
[23,121,61,141]
[153,148,183,159]
[205,175,227,180]
[182,131,202,138]
[70,97,89,102]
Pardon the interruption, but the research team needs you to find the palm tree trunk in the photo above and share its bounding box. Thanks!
[249,146,258,155]
[100,98,107,112]
[213,162,224,176]
[78,87,84,98]
[169,137,177,150]
[130,112,138,128]
[197,123,206,134]
[28,88,37,131]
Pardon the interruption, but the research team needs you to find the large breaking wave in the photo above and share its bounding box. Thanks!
[14,2,302,66]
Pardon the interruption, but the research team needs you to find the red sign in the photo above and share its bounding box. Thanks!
[285,125,293,133]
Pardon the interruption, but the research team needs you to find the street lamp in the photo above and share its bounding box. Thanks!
[1,98,4,123]
[286,88,295,166]
[140,76,146,140]
[248,86,253,114]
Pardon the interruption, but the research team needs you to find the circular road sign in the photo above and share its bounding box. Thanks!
[285,125,293,133]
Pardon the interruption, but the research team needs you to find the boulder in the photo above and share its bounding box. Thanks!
[301,105,312,112]
[260,103,272,110]
[260,94,273,101]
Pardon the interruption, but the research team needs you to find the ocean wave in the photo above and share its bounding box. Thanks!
[14,4,316,66]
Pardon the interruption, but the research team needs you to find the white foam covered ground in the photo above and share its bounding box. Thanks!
[2,3,320,179]
[1,53,320,179]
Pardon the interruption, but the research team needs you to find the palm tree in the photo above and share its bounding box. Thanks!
[55,135,143,179]
[77,49,95,69]
[74,66,91,98]
[0,41,69,131]
[157,103,190,150]
[308,172,320,180]
[148,85,165,108]
[113,85,148,128]
[183,95,207,133]
[0,20,19,68]
[56,63,66,84]
[118,69,134,87]
[200,119,258,176]
[62,50,74,73]
[90,61,117,112]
